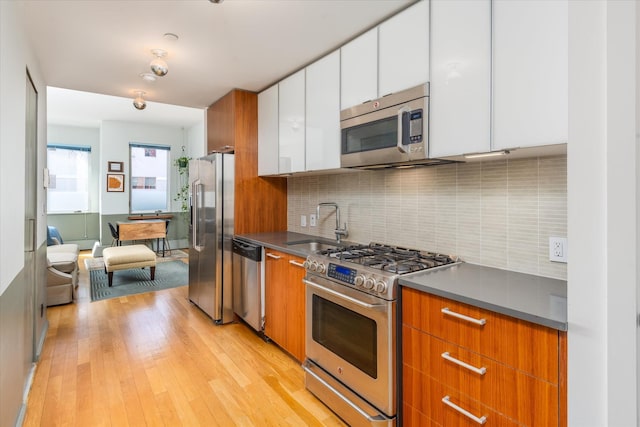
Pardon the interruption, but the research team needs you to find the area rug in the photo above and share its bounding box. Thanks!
[84,249,188,271]
[89,260,188,302]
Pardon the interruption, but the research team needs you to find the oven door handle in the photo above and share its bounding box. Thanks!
[304,280,389,310]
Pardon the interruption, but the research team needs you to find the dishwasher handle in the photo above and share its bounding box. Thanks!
[232,239,262,262]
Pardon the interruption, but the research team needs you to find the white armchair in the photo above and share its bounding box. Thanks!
[46,258,77,306]
[46,227,80,306]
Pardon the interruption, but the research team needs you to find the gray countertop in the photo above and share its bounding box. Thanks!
[235,231,568,331]
[399,263,567,331]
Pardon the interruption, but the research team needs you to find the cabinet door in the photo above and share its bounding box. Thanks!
[278,70,306,173]
[264,250,288,345]
[340,28,378,109]
[429,0,491,158]
[492,0,568,149]
[286,255,307,362]
[258,84,279,176]
[306,50,341,171]
[207,92,234,153]
[378,0,430,97]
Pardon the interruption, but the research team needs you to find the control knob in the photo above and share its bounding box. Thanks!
[317,263,326,274]
[375,281,387,293]
[303,260,310,269]
[354,275,365,287]
[364,277,375,290]
[309,261,318,272]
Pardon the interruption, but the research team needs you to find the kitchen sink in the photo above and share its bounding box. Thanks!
[285,239,341,252]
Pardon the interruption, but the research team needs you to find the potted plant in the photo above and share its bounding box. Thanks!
[174,146,190,212]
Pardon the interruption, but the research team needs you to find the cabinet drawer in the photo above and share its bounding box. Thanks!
[403,325,558,426]
[402,288,559,383]
[403,364,521,427]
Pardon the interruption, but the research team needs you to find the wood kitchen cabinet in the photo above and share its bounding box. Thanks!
[401,287,567,426]
[207,89,287,234]
[264,249,306,362]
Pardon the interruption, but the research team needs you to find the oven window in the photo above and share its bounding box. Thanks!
[312,295,377,378]
[342,116,397,154]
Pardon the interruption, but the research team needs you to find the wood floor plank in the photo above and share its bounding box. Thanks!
[24,251,346,426]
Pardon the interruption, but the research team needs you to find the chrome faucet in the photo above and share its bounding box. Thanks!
[316,202,348,244]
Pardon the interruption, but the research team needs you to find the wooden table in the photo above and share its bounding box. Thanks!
[117,220,169,256]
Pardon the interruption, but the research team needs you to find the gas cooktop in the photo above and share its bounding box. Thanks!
[318,242,458,274]
[305,242,459,300]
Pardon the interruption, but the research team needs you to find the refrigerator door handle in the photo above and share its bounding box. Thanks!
[192,180,204,252]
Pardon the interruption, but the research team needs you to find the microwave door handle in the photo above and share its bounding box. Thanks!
[397,106,411,153]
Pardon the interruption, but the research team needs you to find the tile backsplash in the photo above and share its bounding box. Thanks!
[287,155,567,280]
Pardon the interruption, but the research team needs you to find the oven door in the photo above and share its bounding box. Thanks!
[304,274,396,417]
[340,96,428,168]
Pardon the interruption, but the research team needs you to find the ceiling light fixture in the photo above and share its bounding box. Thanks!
[133,91,147,110]
[150,49,169,77]
[209,0,224,3]
[464,150,511,159]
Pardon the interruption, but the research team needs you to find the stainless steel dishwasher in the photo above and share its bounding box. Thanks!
[232,238,264,332]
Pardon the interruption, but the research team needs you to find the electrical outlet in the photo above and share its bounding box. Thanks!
[300,215,307,227]
[310,214,317,227]
[549,237,568,263]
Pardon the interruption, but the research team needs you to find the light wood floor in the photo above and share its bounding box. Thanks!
[24,251,346,426]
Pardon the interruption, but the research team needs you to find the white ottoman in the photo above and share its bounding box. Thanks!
[102,245,156,287]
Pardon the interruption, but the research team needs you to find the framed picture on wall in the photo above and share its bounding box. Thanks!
[108,161,123,172]
[106,173,125,192]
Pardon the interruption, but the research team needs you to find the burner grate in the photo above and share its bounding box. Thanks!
[318,242,457,274]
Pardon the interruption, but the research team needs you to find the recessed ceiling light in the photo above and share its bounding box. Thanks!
[139,72,157,82]
[209,0,224,3]
[163,32,179,41]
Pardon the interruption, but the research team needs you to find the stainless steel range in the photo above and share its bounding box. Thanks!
[303,243,458,427]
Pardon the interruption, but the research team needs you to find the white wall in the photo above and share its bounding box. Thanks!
[0,0,47,294]
[48,124,100,212]
[187,118,206,159]
[99,121,191,215]
[568,1,637,425]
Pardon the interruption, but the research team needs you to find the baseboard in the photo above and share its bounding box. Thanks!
[35,320,48,361]
[15,363,37,426]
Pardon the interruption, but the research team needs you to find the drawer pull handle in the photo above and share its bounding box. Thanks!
[441,307,486,326]
[266,253,282,259]
[442,396,487,424]
[289,260,305,268]
[441,352,487,375]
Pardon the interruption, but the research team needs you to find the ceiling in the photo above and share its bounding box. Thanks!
[19,0,414,128]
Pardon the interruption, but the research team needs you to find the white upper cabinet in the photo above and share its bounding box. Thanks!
[340,28,378,110]
[258,84,279,176]
[492,0,568,150]
[278,69,306,173]
[306,50,341,171]
[378,0,430,97]
[429,0,491,158]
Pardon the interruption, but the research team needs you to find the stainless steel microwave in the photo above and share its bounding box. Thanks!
[341,83,443,169]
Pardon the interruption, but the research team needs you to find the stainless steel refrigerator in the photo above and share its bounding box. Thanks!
[188,152,234,324]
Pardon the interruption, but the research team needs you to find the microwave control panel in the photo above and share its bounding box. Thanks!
[407,109,423,144]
